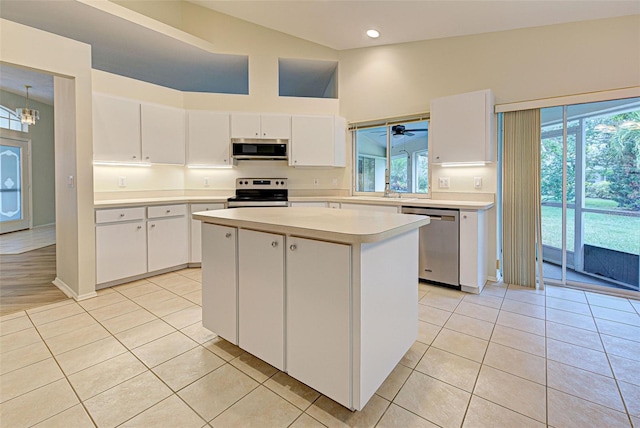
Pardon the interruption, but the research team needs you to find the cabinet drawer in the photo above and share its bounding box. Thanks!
[190,203,225,214]
[95,207,145,224]
[148,204,187,219]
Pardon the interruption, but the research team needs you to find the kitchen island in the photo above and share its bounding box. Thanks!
[193,207,430,410]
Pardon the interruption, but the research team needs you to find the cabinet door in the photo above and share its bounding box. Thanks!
[190,203,225,263]
[430,89,490,163]
[141,104,186,164]
[289,202,327,207]
[238,229,284,370]
[260,115,290,139]
[187,111,231,166]
[147,216,188,272]
[459,209,488,291]
[287,237,351,407]
[230,114,261,139]
[96,221,147,284]
[290,115,334,166]
[202,224,238,344]
[92,94,141,162]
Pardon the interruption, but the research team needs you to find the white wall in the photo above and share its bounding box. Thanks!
[1,19,95,299]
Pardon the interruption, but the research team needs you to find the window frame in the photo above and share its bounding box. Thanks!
[351,116,431,198]
[0,105,28,133]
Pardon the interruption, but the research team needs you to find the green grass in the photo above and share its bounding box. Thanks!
[542,205,640,255]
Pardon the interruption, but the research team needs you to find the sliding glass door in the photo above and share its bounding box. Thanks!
[539,98,640,293]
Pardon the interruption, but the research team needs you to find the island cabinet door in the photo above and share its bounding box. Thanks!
[202,224,238,344]
[286,237,351,408]
[238,229,285,370]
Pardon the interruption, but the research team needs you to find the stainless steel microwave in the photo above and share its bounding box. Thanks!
[232,141,288,160]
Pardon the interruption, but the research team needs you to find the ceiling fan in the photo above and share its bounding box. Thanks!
[391,124,428,137]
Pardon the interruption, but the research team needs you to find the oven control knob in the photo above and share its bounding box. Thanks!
[275,181,280,185]
[245,181,249,185]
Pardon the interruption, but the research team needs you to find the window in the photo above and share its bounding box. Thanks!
[0,106,27,132]
[354,120,429,195]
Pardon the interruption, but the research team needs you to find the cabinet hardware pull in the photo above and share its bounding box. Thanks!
[289,244,297,251]
[166,210,171,213]
[137,225,142,230]
[120,213,125,217]
[151,224,156,228]
[271,241,279,247]
[225,232,232,238]
[132,155,137,159]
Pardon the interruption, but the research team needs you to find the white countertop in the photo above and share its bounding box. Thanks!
[95,195,493,210]
[193,207,430,244]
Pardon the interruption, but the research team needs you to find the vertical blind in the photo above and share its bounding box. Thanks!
[502,109,543,288]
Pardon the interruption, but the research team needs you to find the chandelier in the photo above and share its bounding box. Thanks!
[16,85,39,125]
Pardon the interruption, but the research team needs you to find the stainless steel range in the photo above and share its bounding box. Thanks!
[227,178,288,208]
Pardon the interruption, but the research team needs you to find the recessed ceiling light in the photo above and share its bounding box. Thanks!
[366,29,380,39]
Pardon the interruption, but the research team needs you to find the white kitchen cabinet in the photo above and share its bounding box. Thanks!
[340,203,399,213]
[202,224,238,344]
[238,229,285,370]
[429,89,494,163]
[289,201,328,207]
[141,103,186,165]
[187,111,231,166]
[230,113,290,139]
[147,204,188,272]
[95,207,147,284]
[328,202,340,209]
[92,94,141,163]
[286,237,351,407]
[190,203,225,263]
[459,209,488,293]
[290,115,346,167]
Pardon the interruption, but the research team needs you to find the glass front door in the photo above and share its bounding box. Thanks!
[0,137,30,234]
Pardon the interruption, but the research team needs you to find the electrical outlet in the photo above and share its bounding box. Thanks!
[204,177,210,187]
[118,176,127,187]
[332,178,338,187]
[438,177,450,189]
[474,177,482,189]
[313,178,319,187]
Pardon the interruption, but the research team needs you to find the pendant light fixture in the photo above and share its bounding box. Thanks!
[16,85,39,125]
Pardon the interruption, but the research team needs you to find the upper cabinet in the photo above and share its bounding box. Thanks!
[141,103,186,165]
[231,113,291,139]
[93,94,141,163]
[290,115,346,167]
[429,89,494,164]
[187,111,231,166]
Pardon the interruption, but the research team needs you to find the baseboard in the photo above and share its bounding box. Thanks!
[53,277,97,301]
[33,222,55,229]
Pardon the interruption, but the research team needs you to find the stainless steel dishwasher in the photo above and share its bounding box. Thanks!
[401,207,460,288]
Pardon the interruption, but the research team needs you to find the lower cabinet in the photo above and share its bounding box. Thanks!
[190,203,225,263]
[238,229,285,370]
[286,236,351,407]
[96,220,147,284]
[202,224,238,344]
[459,209,488,293]
[95,204,188,285]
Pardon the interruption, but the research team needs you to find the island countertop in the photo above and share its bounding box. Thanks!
[193,207,430,244]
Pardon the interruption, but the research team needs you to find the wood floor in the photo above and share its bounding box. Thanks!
[0,245,69,317]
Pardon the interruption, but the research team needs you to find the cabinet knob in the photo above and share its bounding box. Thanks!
[263,132,267,136]
[151,224,156,228]
[463,215,467,219]
[255,132,259,136]
[120,213,125,217]
[166,209,171,214]
[289,244,297,251]
[225,232,232,238]
[137,225,142,230]
[224,159,227,163]
[271,241,279,248]
[132,155,137,159]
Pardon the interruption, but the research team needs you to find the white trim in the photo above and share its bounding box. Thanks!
[495,87,640,113]
[53,277,97,301]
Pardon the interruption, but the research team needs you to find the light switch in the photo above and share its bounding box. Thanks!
[118,176,127,187]
[474,177,482,189]
[67,175,75,188]
[204,177,210,187]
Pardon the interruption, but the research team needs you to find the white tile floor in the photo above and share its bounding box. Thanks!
[1,269,639,427]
